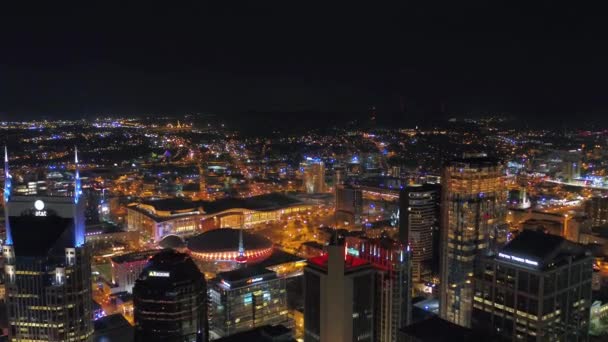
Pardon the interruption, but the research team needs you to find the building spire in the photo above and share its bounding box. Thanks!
[235,227,247,265]
[3,146,12,245]
[73,146,84,247]
[74,146,81,203]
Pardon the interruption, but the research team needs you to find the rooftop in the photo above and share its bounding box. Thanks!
[448,156,501,168]
[136,250,204,289]
[201,193,303,214]
[498,229,589,269]
[110,249,159,264]
[141,198,198,212]
[216,265,277,285]
[256,249,305,269]
[93,314,134,342]
[187,228,272,253]
[307,253,370,273]
[400,316,496,342]
[214,324,295,342]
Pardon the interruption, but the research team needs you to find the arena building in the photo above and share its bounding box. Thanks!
[127,193,314,242]
[187,228,274,264]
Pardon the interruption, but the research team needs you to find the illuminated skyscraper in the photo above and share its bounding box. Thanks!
[3,146,13,245]
[302,158,325,194]
[439,157,507,327]
[335,184,363,225]
[133,250,208,342]
[347,235,411,342]
[585,195,608,227]
[3,148,94,341]
[304,241,374,342]
[561,152,581,183]
[399,184,439,282]
[472,230,592,341]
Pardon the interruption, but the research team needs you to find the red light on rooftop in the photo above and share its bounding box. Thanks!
[307,253,369,270]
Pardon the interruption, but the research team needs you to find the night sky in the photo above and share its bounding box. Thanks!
[1,3,607,125]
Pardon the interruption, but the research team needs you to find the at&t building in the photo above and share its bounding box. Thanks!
[2,148,94,341]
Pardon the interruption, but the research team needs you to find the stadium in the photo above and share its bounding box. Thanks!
[187,228,273,264]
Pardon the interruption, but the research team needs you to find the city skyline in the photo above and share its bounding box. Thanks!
[1,3,608,342]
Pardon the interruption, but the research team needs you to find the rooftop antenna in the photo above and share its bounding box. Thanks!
[73,146,84,247]
[4,146,12,245]
[235,226,247,265]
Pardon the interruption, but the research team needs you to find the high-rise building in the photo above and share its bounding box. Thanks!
[472,230,593,341]
[439,157,508,327]
[347,235,411,342]
[335,184,363,225]
[585,196,608,227]
[304,241,375,342]
[561,152,582,183]
[3,148,94,341]
[399,184,439,282]
[333,166,345,188]
[302,158,325,194]
[133,250,208,342]
[209,266,291,338]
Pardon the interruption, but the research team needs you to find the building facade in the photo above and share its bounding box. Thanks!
[347,235,411,342]
[472,230,593,341]
[133,250,208,342]
[126,200,204,242]
[127,195,313,242]
[3,150,94,341]
[209,266,291,338]
[585,196,608,227]
[399,184,439,282]
[304,242,375,342]
[335,184,363,225]
[110,250,159,293]
[439,157,508,327]
[302,159,325,194]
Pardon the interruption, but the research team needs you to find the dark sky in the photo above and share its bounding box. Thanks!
[1,3,607,124]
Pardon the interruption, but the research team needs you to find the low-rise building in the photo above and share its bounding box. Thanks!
[209,266,291,338]
[110,250,159,293]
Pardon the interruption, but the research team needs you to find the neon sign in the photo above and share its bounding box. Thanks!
[34,200,47,216]
[247,277,263,284]
[498,253,538,266]
[149,271,170,277]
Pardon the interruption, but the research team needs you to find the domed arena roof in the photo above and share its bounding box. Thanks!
[187,228,272,252]
[187,228,273,264]
[159,235,186,249]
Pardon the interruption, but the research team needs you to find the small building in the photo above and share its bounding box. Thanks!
[110,250,159,293]
[209,266,291,338]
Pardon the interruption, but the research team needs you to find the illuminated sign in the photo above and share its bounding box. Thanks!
[221,280,231,288]
[34,200,45,211]
[247,277,263,284]
[34,200,47,216]
[149,271,170,278]
[498,253,538,266]
[346,247,360,257]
